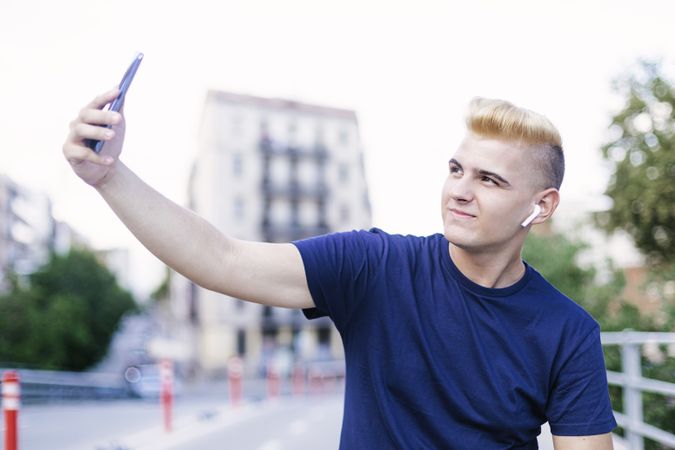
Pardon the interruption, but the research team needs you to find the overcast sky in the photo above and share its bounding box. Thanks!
[1,0,674,296]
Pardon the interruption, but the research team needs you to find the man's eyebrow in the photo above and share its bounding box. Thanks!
[448,158,462,169]
[449,158,511,186]
[478,169,511,186]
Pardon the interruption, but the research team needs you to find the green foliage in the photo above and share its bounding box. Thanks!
[523,232,624,324]
[642,359,675,448]
[599,60,675,265]
[150,266,171,303]
[598,60,675,450]
[523,233,593,300]
[524,232,673,448]
[0,248,137,371]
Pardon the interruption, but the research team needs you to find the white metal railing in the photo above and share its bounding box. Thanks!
[0,367,128,402]
[601,331,675,450]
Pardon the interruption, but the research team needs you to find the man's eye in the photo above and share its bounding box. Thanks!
[449,166,461,174]
[482,176,497,185]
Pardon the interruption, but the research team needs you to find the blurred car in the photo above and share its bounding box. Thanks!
[124,363,182,399]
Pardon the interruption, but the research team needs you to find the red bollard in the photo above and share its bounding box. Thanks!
[309,367,323,395]
[160,359,173,433]
[3,370,20,450]
[292,365,305,396]
[227,356,243,407]
[266,362,280,399]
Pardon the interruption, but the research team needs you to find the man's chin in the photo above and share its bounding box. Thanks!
[442,228,474,249]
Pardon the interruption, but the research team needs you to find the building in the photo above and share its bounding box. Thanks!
[170,90,372,375]
[0,174,94,292]
[0,174,56,290]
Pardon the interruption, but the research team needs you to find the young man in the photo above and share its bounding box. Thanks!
[63,89,617,449]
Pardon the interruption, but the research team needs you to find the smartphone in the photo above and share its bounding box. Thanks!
[86,52,144,153]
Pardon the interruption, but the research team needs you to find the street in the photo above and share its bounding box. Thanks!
[4,382,626,450]
[8,381,344,450]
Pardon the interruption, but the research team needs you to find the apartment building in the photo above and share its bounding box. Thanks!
[170,90,372,374]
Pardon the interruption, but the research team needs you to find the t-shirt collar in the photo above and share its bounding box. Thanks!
[440,236,533,297]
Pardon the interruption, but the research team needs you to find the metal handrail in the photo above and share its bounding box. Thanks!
[602,332,675,345]
[601,331,675,450]
[0,367,128,403]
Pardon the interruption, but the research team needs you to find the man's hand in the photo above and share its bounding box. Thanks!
[552,433,614,450]
[62,88,125,187]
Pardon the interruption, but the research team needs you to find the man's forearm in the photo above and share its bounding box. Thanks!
[95,161,231,292]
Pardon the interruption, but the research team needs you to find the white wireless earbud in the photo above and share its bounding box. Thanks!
[521,204,542,227]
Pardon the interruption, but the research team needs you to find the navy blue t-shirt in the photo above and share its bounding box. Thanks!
[293,228,617,449]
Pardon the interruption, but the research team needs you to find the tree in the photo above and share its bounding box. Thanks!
[524,232,674,449]
[522,232,625,328]
[598,60,675,450]
[599,60,675,265]
[0,248,137,371]
[150,266,171,303]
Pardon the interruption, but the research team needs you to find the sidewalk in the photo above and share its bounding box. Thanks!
[74,377,345,450]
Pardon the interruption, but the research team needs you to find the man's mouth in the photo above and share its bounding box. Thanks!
[449,208,476,220]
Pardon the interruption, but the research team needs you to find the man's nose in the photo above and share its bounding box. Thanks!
[448,176,474,203]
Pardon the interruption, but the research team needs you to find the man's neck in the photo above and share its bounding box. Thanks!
[448,242,526,289]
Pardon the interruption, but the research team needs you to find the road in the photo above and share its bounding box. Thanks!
[11,394,341,450]
[6,383,626,449]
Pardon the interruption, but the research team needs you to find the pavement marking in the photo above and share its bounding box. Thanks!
[74,395,345,450]
[257,438,283,450]
[288,418,308,436]
[77,402,278,450]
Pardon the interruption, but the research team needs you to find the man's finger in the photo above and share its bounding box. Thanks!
[86,87,120,110]
[63,143,115,166]
[72,122,115,142]
[78,108,122,127]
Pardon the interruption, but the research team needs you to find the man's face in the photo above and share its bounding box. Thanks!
[440,133,540,253]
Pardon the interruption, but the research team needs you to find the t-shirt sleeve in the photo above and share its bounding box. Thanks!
[545,324,618,436]
[292,229,385,332]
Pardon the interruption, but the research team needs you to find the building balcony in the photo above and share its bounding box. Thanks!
[261,179,329,200]
[261,222,331,243]
[259,138,329,161]
[260,308,309,329]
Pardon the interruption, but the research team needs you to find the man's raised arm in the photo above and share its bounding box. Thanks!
[62,88,314,310]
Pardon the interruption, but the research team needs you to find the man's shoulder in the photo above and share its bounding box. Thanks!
[322,227,443,250]
[294,228,442,262]
[526,267,600,332]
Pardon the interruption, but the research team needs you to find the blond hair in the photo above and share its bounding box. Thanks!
[465,97,565,189]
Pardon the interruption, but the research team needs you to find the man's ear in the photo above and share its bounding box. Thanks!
[532,188,560,225]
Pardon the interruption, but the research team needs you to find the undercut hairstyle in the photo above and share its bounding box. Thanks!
[465,97,565,190]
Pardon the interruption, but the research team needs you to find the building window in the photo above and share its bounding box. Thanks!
[270,199,292,224]
[299,200,318,226]
[314,125,325,145]
[338,128,349,146]
[233,196,244,220]
[363,192,372,215]
[338,163,350,183]
[188,281,199,324]
[340,204,350,223]
[233,153,243,177]
[270,158,290,184]
[298,160,318,185]
[231,115,243,137]
[288,121,297,138]
[259,118,269,137]
[318,326,331,345]
[236,329,246,355]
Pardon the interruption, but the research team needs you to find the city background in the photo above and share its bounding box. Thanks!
[0,0,674,449]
